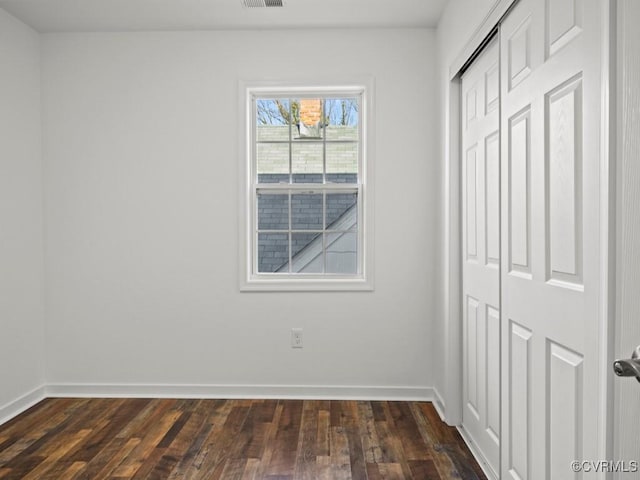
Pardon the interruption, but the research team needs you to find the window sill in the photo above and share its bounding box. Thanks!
[240,276,374,292]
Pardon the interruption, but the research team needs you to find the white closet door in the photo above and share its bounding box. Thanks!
[499,0,604,478]
[461,36,501,478]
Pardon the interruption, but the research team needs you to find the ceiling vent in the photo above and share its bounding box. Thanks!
[242,0,284,7]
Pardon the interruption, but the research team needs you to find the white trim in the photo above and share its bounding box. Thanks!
[238,78,375,292]
[449,0,518,80]
[598,1,616,478]
[45,383,433,401]
[444,76,463,426]
[431,386,447,422]
[239,277,374,292]
[458,425,499,480]
[0,385,47,426]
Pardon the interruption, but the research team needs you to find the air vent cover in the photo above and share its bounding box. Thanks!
[242,0,284,7]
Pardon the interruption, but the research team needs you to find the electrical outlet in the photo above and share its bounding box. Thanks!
[291,328,303,348]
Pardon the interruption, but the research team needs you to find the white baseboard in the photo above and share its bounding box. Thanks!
[0,385,46,426]
[0,384,436,425]
[46,383,435,401]
[457,425,499,480]
[431,387,447,422]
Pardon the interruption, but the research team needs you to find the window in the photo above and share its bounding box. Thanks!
[240,84,373,291]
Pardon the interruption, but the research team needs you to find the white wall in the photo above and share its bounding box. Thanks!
[0,9,46,420]
[41,29,439,397]
[434,0,497,419]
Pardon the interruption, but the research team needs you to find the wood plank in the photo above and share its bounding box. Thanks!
[416,403,458,444]
[147,402,206,479]
[376,403,414,480]
[315,410,330,458]
[21,429,91,480]
[241,457,260,480]
[0,405,76,465]
[187,399,234,478]
[129,447,166,479]
[0,399,71,438]
[377,462,405,480]
[90,437,141,478]
[0,438,39,465]
[61,462,87,480]
[341,401,367,480]
[0,456,44,479]
[219,458,247,480]
[62,461,87,479]
[264,400,302,477]
[408,459,442,479]
[194,403,251,479]
[166,406,215,479]
[251,400,283,480]
[330,401,344,427]
[293,400,318,480]
[329,425,351,480]
[374,420,398,464]
[365,463,383,480]
[68,398,150,465]
[357,401,383,464]
[409,403,481,480]
[252,399,278,423]
[387,401,430,461]
[77,436,128,479]
[111,407,182,478]
[370,401,387,422]
[157,411,192,448]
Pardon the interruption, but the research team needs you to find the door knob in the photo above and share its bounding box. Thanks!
[613,346,640,383]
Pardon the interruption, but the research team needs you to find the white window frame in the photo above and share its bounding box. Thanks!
[239,80,375,291]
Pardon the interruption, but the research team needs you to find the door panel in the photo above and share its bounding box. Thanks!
[485,132,500,266]
[461,36,501,477]
[547,341,584,478]
[508,107,531,277]
[546,0,583,57]
[546,76,583,287]
[486,304,501,441]
[508,320,531,480]
[467,146,479,260]
[500,0,602,478]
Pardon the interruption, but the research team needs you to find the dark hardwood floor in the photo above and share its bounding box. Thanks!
[0,398,487,479]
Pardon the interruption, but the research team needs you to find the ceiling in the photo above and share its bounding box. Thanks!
[0,0,449,33]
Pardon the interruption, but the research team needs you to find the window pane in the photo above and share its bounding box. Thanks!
[326,173,357,184]
[258,233,289,273]
[258,193,289,230]
[258,173,289,184]
[291,193,322,230]
[324,98,358,141]
[326,193,357,229]
[292,143,323,184]
[326,143,357,184]
[256,99,290,142]
[291,232,323,273]
[257,143,289,183]
[326,232,357,274]
[251,91,364,281]
[293,98,323,140]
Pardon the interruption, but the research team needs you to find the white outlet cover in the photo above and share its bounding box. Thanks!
[291,328,303,348]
